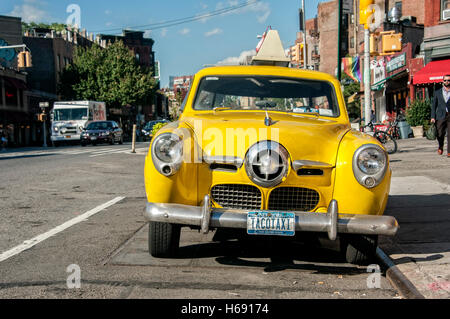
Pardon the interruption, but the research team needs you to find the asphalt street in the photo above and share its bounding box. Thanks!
[0,141,400,299]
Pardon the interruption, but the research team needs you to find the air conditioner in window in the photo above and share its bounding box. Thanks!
[443,9,450,20]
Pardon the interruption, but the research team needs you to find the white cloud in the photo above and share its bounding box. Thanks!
[216,1,271,24]
[105,9,112,15]
[179,28,190,35]
[144,30,152,38]
[9,0,51,23]
[217,49,256,65]
[205,28,223,37]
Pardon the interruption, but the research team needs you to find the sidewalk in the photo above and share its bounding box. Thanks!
[378,137,450,299]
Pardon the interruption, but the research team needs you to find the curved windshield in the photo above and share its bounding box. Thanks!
[86,122,113,130]
[54,108,88,121]
[193,76,339,117]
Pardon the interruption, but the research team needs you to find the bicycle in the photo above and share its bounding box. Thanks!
[361,122,398,155]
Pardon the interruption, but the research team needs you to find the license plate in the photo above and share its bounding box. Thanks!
[91,137,97,140]
[65,136,71,139]
[247,212,295,236]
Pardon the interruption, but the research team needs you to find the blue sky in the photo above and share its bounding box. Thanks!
[0,0,328,87]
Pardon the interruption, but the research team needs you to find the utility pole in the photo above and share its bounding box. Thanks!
[360,0,374,129]
[337,0,343,80]
[301,0,307,69]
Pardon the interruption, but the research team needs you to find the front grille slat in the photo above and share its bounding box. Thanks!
[211,184,261,210]
[268,187,319,212]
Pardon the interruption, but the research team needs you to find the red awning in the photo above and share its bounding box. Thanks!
[412,59,450,85]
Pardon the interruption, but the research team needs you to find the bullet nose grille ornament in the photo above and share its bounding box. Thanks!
[245,141,289,188]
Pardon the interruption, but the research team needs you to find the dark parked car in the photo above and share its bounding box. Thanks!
[81,121,123,146]
[142,120,170,141]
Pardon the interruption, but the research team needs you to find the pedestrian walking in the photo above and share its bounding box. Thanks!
[1,132,7,151]
[431,74,450,158]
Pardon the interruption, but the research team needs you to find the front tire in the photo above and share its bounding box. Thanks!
[340,234,378,265]
[148,222,181,258]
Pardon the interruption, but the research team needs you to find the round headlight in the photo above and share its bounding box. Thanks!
[153,134,182,163]
[356,147,386,175]
[352,144,388,189]
[54,127,59,132]
[151,133,183,176]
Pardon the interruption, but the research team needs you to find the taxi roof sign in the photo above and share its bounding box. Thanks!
[252,30,290,67]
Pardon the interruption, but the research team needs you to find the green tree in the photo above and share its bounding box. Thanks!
[58,41,157,110]
[341,73,361,121]
[22,22,68,33]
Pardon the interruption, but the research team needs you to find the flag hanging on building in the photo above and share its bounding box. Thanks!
[342,56,362,82]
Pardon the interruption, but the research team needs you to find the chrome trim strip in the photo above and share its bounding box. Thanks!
[203,156,244,168]
[292,160,334,171]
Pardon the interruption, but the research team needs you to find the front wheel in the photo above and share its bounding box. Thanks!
[148,222,181,258]
[340,234,378,265]
[374,131,398,154]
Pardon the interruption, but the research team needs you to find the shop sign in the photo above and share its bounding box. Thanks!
[386,53,406,73]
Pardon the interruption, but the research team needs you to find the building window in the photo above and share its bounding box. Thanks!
[442,0,450,20]
[350,37,355,49]
[4,81,18,107]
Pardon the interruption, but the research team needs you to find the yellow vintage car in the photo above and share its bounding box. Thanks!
[144,65,399,264]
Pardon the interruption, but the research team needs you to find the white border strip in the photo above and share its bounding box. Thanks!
[0,196,125,263]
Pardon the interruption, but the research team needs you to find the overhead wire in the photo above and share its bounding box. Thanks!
[92,0,261,34]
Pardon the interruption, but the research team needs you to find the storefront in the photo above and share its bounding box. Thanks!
[412,58,450,100]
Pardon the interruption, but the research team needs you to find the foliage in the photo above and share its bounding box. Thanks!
[152,122,168,136]
[169,102,182,121]
[58,41,158,109]
[22,22,67,33]
[341,74,361,121]
[406,99,431,127]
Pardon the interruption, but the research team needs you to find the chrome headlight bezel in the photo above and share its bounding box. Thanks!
[352,144,388,189]
[245,141,290,188]
[151,133,183,177]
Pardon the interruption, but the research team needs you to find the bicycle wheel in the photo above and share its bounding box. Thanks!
[374,131,397,154]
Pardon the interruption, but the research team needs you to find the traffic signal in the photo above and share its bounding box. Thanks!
[381,31,402,53]
[290,44,300,64]
[299,43,307,65]
[17,51,25,68]
[17,51,32,68]
[360,0,375,29]
[25,51,32,68]
[370,34,378,56]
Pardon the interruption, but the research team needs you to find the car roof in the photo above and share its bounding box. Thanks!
[196,65,338,83]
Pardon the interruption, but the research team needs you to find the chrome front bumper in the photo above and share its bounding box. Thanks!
[144,196,399,241]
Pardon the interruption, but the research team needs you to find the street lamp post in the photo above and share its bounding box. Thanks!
[39,102,49,148]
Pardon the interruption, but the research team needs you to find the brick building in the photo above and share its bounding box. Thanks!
[0,15,31,146]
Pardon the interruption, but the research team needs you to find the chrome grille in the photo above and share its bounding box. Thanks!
[211,184,262,210]
[268,187,320,212]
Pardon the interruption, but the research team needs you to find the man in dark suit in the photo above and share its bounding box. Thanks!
[431,74,450,157]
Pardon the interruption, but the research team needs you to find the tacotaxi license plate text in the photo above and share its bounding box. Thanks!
[247,212,295,237]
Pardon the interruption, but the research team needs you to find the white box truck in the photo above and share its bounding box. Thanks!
[51,101,106,146]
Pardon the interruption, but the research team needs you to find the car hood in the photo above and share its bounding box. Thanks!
[85,129,110,133]
[181,111,351,166]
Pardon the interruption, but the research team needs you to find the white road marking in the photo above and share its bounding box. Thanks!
[0,197,125,263]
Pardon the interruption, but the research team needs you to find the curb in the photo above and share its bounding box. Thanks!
[376,247,425,299]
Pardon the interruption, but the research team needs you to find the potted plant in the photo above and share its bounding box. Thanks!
[406,99,431,138]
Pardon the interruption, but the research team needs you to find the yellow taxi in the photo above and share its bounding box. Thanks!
[144,32,398,264]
